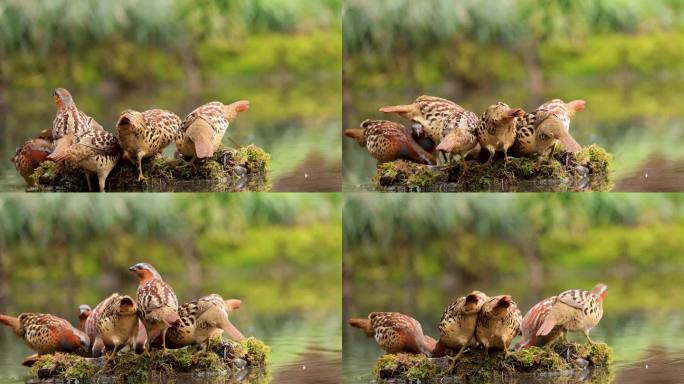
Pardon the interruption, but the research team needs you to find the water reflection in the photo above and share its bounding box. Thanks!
[343,80,684,192]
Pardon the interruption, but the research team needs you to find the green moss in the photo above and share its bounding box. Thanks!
[30,353,96,380]
[373,342,613,383]
[373,353,437,381]
[240,337,271,367]
[224,144,272,174]
[373,145,613,191]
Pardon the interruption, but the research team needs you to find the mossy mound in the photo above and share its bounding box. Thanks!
[28,145,272,192]
[373,145,613,192]
[374,342,613,384]
[28,337,270,383]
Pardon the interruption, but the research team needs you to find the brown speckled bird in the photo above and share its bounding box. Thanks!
[84,293,140,359]
[434,291,489,358]
[348,312,436,355]
[535,284,607,345]
[129,262,180,353]
[50,88,104,152]
[77,304,91,332]
[380,95,479,165]
[475,295,522,355]
[116,109,182,181]
[155,294,244,350]
[477,102,525,163]
[513,99,585,157]
[0,313,89,355]
[344,120,435,165]
[176,100,250,161]
[11,130,54,186]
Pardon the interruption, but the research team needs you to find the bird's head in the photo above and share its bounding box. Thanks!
[61,327,90,355]
[537,116,582,153]
[78,304,91,319]
[128,262,163,282]
[463,290,488,314]
[53,88,74,111]
[483,102,525,128]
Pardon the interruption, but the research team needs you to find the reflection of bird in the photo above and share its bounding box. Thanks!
[0,313,89,355]
[116,109,182,181]
[380,96,480,165]
[11,130,54,186]
[477,102,525,163]
[159,294,244,350]
[129,262,180,352]
[77,304,92,332]
[475,295,521,355]
[513,99,585,157]
[536,284,607,345]
[344,120,435,165]
[348,312,436,355]
[48,88,121,192]
[434,291,488,358]
[176,100,250,161]
[85,293,140,359]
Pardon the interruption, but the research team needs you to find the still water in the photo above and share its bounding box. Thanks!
[343,280,684,383]
[343,78,684,191]
[0,78,341,192]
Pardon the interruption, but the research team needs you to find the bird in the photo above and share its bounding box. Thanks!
[477,102,525,164]
[176,100,250,162]
[380,95,479,165]
[475,295,522,355]
[434,291,488,359]
[129,262,180,353]
[84,293,140,359]
[0,313,89,355]
[348,312,436,355]
[11,130,54,186]
[116,109,182,181]
[50,88,104,150]
[155,294,244,350]
[77,304,91,332]
[344,120,436,165]
[513,99,585,158]
[536,283,607,345]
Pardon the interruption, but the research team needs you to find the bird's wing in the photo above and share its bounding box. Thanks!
[557,289,589,310]
[74,128,121,156]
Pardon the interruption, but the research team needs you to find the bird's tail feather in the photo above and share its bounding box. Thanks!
[379,104,413,114]
[224,299,242,311]
[348,318,374,337]
[0,314,21,332]
[536,316,556,337]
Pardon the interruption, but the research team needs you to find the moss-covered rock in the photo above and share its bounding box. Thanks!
[28,145,272,192]
[373,342,613,384]
[373,145,613,191]
[28,338,270,383]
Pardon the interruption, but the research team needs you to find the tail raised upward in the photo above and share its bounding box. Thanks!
[0,314,21,334]
[348,318,374,337]
[224,299,242,311]
[343,128,365,146]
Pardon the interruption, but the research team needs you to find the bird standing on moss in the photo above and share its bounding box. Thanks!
[11,129,54,186]
[84,293,140,359]
[0,313,89,355]
[344,119,436,165]
[129,262,180,353]
[434,291,488,359]
[159,294,244,350]
[176,100,250,163]
[477,102,525,164]
[513,99,585,158]
[348,312,436,355]
[116,109,182,181]
[475,295,522,355]
[535,284,607,346]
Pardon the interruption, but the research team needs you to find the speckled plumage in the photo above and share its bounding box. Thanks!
[158,294,243,349]
[434,291,488,357]
[536,284,607,345]
[344,119,435,165]
[513,99,585,157]
[477,102,525,163]
[348,312,436,355]
[475,295,522,354]
[116,109,182,181]
[176,100,249,160]
[0,313,89,355]
[11,130,54,186]
[84,293,139,357]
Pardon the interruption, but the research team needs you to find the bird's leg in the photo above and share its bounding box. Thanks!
[447,343,469,372]
[97,172,106,192]
[582,331,595,345]
[548,143,556,160]
[460,156,469,176]
[136,153,145,182]
[483,150,494,166]
[503,339,511,358]
[162,328,168,353]
[85,172,92,192]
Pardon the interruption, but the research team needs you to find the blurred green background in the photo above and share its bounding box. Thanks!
[343,0,684,191]
[0,0,342,192]
[343,194,684,383]
[0,194,342,383]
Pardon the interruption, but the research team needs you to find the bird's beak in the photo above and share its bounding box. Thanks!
[128,266,136,271]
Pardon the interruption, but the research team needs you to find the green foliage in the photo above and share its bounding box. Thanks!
[373,353,437,381]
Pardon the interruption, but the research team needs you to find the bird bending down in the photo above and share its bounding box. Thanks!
[129,262,181,353]
[344,119,435,165]
[0,313,89,355]
[477,102,525,164]
[513,99,585,158]
[475,295,522,356]
[176,100,250,162]
[535,283,607,345]
[84,293,140,360]
[348,312,436,355]
[434,291,488,359]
